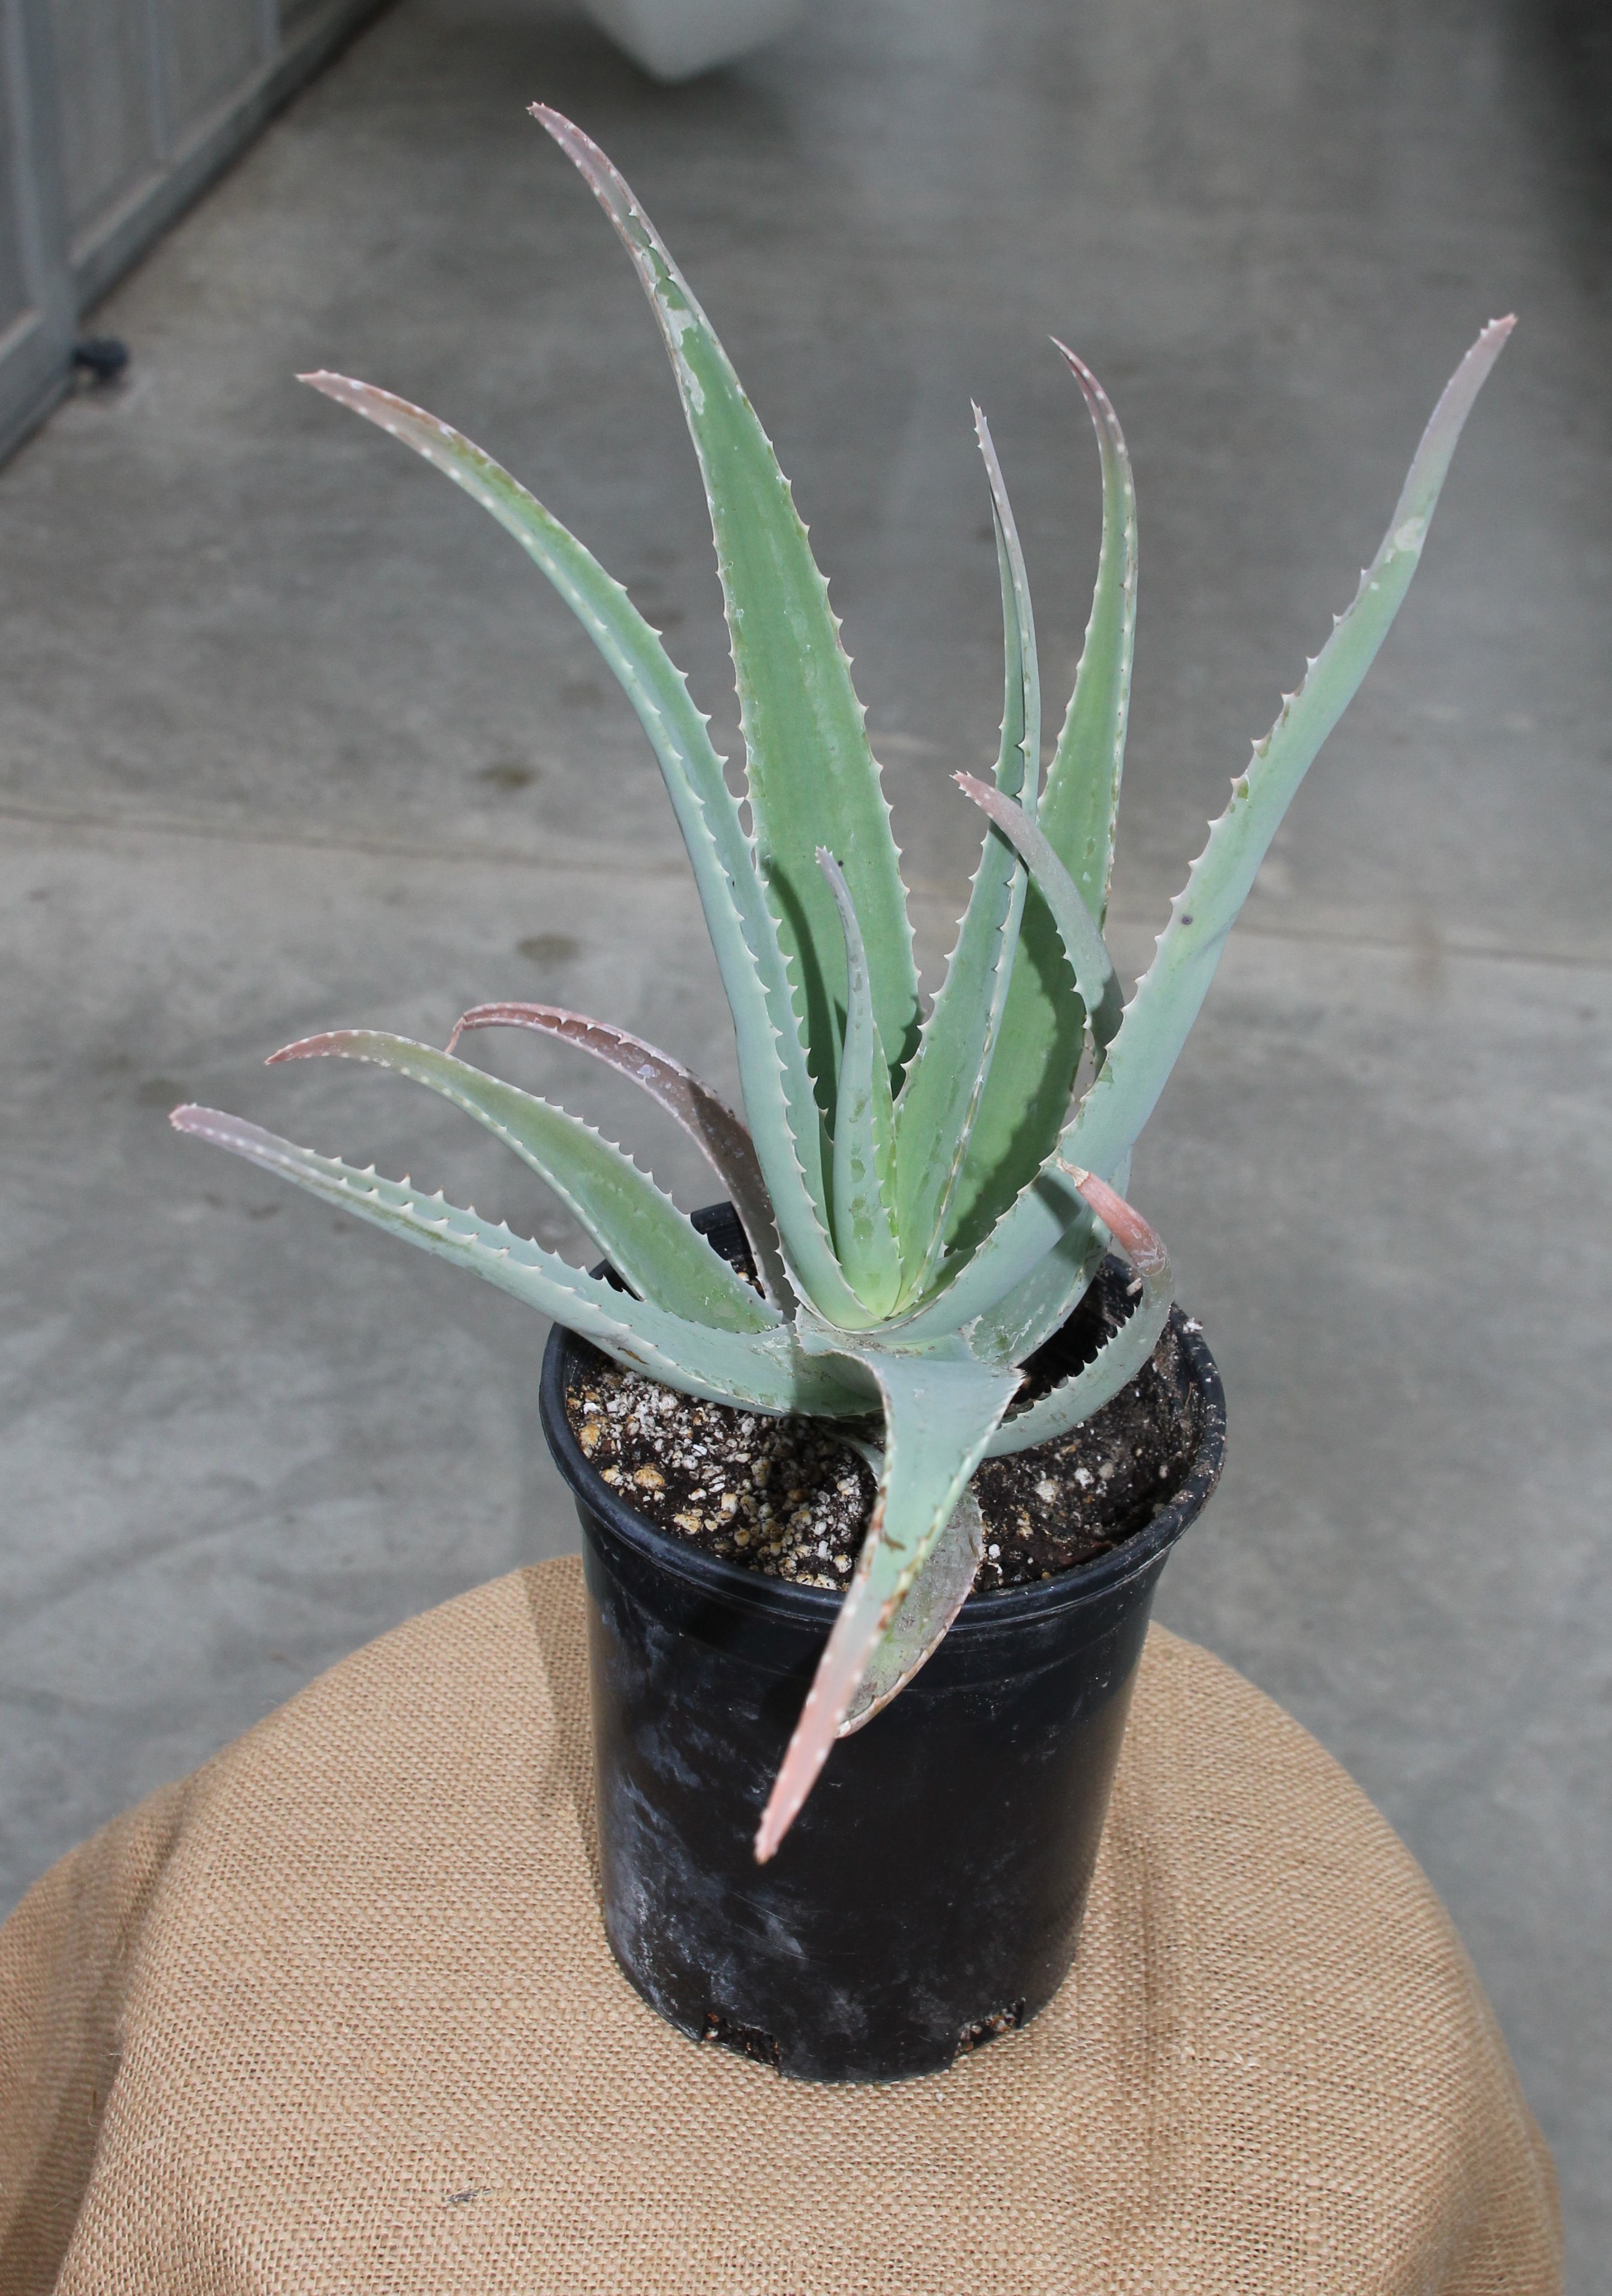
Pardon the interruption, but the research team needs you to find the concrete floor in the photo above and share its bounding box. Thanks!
[2,0,1608,2276]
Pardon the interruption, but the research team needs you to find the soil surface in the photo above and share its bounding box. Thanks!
[564,1260,1203,1593]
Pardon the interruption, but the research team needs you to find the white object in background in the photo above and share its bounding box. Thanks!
[582,0,805,81]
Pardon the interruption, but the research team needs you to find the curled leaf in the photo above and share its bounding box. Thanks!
[448,1002,788,1304]
[983,1165,1172,1456]
[954,771,1123,1056]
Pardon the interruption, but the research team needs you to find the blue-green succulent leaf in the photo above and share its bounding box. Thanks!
[891,408,1039,1294]
[754,1338,1020,1860]
[1042,347,1139,924]
[448,1002,789,1306]
[834,1470,984,1736]
[268,1030,777,1336]
[947,348,1138,1252]
[1062,316,1517,1186]
[298,369,866,1329]
[897,315,1515,1341]
[953,771,1122,1054]
[982,1168,1172,1454]
[837,1175,1168,1733]
[963,1203,1105,1368]
[817,853,901,1316]
[171,1106,866,1415]
[532,106,922,1114]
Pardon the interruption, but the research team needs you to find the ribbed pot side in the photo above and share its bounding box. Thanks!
[538,1212,1226,2084]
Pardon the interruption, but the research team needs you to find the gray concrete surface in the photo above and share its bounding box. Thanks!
[2,0,1607,2276]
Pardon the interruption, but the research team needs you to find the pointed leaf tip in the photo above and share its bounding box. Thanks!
[299,369,364,403]
[265,1031,354,1066]
[1056,1160,1168,1278]
[1048,337,1104,390]
[527,107,626,211]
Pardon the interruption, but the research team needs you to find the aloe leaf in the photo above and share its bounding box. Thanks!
[953,771,1122,1054]
[299,369,865,1328]
[963,1142,1126,1367]
[531,106,922,1111]
[963,1205,1105,1368]
[834,1477,984,1736]
[1041,347,1139,923]
[983,1169,1171,1454]
[898,316,1515,1342]
[1058,314,1517,1187]
[834,1175,1168,1733]
[817,853,901,1316]
[754,1341,1020,1860]
[170,1106,866,1416]
[447,1001,789,1305]
[947,348,1139,1252]
[267,1030,776,1336]
[890,409,1039,1294]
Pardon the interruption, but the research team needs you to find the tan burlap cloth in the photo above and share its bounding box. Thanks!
[0,1559,1558,2294]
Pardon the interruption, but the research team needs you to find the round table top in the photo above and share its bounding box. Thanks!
[0,1557,1559,2294]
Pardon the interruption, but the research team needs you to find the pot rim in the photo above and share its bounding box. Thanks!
[538,1274,1226,1638]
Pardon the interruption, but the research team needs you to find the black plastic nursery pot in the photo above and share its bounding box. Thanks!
[538,1208,1226,2085]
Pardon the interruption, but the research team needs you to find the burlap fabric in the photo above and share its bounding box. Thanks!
[0,1559,1558,2294]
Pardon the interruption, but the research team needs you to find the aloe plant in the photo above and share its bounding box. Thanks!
[172,107,1512,1861]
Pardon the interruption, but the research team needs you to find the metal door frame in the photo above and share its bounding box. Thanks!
[0,0,74,463]
[0,0,388,465]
